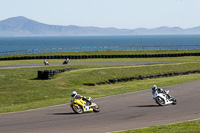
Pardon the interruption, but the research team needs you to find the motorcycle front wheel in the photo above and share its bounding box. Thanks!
[156,96,165,106]
[172,98,177,105]
[93,104,100,112]
[72,105,83,114]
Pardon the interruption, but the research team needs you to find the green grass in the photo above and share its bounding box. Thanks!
[1,68,200,113]
[0,56,200,113]
[0,56,199,65]
[1,56,200,132]
[62,62,200,85]
[117,119,200,133]
[1,49,200,58]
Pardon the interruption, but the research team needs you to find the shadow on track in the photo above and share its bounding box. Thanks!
[129,105,160,108]
[51,112,76,115]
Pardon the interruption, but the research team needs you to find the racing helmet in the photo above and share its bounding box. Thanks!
[71,91,77,97]
[152,85,157,90]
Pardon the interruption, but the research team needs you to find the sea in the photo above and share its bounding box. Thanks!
[0,35,200,55]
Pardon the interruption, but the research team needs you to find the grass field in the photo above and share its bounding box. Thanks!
[0,52,200,132]
[0,56,200,113]
[1,49,200,58]
[0,56,199,65]
[117,119,200,133]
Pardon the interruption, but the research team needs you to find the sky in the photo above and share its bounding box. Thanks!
[0,0,200,29]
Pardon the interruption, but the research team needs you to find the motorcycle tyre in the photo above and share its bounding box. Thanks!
[72,105,83,114]
[156,96,165,106]
[93,104,100,113]
[172,98,177,105]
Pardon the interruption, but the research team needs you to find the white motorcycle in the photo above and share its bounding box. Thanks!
[153,90,177,106]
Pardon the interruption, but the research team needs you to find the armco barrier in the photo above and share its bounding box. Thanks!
[1,53,200,61]
[84,70,200,86]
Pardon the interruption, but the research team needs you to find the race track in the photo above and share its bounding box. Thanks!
[0,62,167,69]
[1,80,200,133]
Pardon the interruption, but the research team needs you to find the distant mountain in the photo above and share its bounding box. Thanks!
[0,16,200,36]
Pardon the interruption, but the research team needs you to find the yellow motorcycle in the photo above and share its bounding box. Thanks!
[70,96,100,114]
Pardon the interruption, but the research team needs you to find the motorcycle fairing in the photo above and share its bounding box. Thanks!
[156,93,173,105]
[84,106,93,112]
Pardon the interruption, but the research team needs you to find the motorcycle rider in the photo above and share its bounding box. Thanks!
[44,59,49,65]
[152,85,172,100]
[66,58,69,63]
[63,58,69,64]
[71,91,91,106]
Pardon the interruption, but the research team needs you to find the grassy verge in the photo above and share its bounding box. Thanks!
[1,72,200,114]
[0,56,199,65]
[62,62,200,86]
[1,55,200,132]
[1,49,200,58]
[0,59,200,113]
[116,119,200,133]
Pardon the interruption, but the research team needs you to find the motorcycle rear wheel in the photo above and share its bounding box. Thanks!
[156,96,165,106]
[72,105,83,114]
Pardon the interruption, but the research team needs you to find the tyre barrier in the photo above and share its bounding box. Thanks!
[37,68,75,80]
[83,83,96,86]
[1,53,200,61]
[84,70,200,86]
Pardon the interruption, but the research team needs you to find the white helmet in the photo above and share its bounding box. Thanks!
[152,85,157,90]
[71,91,77,97]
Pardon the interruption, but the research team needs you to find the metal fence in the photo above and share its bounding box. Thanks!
[1,45,200,56]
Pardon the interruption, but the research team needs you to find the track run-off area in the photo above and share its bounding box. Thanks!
[0,79,200,133]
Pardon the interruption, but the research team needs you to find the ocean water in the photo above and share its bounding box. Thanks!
[0,35,200,53]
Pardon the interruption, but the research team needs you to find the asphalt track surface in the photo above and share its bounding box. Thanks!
[0,62,167,69]
[1,80,200,133]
